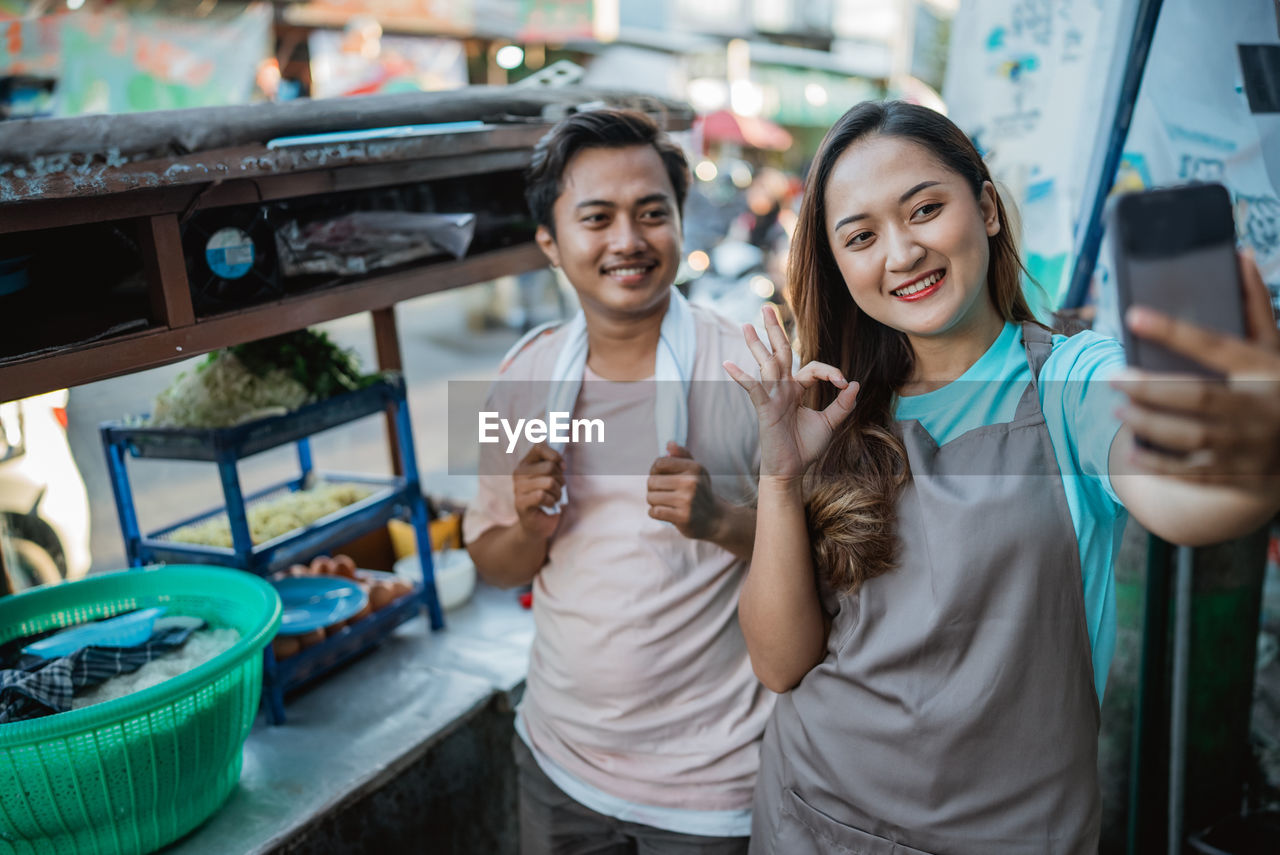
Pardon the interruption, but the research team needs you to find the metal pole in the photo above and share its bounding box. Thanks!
[0,515,12,598]
[1129,533,1173,855]
[1063,0,1166,309]
[1168,545,1194,855]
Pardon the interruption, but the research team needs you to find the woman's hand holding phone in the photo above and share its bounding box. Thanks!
[1113,250,1280,490]
[723,304,861,483]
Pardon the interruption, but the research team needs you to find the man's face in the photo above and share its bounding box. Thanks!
[536,144,683,323]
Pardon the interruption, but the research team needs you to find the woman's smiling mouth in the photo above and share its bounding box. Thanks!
[891,270,945,301]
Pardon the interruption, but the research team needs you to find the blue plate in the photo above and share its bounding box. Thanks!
[24,607,169,658]
[272,576,367,636]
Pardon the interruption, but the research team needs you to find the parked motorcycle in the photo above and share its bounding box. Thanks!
[0,390,91,593]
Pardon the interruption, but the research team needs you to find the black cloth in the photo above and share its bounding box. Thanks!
[0,623,202,724]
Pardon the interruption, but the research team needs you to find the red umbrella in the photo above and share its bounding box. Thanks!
[698,110,793,152]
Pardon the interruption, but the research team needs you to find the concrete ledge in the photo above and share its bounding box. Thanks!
[165,584,534,855]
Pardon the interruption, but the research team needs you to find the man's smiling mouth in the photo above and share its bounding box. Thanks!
[603,261,659,280]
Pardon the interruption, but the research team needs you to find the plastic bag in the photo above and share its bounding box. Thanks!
[275,211,476,277]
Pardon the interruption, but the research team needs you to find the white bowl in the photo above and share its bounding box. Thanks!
[394,550,476,611]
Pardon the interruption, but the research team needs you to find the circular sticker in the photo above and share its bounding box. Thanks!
[205,227,255,280]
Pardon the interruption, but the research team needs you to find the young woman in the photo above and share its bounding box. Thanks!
[723,101,1280,855]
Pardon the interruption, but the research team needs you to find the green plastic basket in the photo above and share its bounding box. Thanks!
[0,565,281,855]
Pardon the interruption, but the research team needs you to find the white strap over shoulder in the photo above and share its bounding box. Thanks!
[541,289,698,514]
[498,320,563,374]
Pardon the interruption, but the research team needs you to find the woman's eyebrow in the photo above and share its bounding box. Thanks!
[832,180,945,232]
[898,180,942,203]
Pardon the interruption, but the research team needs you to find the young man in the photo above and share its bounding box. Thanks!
[464,109,771,854]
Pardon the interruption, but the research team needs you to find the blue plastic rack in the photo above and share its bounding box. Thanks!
[99,373,443,724]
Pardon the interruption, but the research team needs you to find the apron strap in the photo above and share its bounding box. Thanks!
[1019,322,1054,378]
[1014,322,1054,421]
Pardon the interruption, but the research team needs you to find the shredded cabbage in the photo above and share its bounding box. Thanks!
[149,352,312,428]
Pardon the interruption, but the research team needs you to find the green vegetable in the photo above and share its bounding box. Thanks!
[149,329,379,428]
[226,329,379,400]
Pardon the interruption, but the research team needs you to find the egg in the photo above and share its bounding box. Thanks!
[310,556,336,576]
[333,555,358,578]
[272,636,302,660]
[368,582,394,611]
[298,628,326,648]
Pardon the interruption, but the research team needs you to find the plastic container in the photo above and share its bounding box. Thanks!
[388,513,461,559]
[395,550,475,611]
[0,565,281,855]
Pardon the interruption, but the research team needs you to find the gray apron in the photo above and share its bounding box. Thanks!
[751,324,1100,855]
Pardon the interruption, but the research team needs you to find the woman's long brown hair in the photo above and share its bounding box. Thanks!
[790,101,1039,596]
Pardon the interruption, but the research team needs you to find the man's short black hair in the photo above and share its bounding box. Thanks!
[524,108,691,236]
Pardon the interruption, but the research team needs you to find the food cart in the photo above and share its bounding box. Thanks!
[0,85,692,854]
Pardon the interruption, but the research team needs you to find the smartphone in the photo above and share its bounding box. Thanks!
[1109,183,1245,377]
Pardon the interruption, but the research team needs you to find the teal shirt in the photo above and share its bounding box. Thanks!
[894,321,1128,701]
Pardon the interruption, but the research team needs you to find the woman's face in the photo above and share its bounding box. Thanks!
[823,135,1002,342]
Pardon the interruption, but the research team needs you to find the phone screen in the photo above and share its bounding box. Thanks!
[1111,184,1244,376]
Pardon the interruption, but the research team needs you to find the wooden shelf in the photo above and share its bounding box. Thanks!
[0,91,693,405]
[0,242,546,401]
[0,125,548,402]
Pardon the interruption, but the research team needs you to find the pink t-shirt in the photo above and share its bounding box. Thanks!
[463,305,772,812]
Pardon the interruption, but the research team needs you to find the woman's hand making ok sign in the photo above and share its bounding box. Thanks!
[723,305,861,483]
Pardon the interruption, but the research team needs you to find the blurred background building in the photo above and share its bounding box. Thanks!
[0,0,955,157]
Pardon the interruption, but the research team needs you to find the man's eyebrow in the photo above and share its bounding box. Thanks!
[832,181,945,232]
[574,193,672,210]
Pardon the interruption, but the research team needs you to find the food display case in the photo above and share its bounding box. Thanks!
[100,373,442,723]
